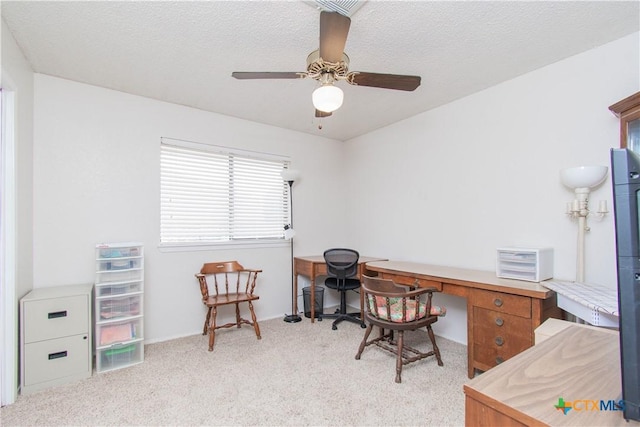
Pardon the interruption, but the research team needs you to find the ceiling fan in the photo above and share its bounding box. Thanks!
[232,10,421,118]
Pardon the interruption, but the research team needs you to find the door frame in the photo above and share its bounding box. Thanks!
[1,88,18,406]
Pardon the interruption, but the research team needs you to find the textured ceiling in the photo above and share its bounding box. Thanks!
[2,1,639,141]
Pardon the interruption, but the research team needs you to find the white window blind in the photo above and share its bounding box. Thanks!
[160,139,290,244]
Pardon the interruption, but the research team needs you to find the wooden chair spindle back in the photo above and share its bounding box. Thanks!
[362,275,434,325]
[194,260,263,352]
[197,261,260,300]
[357,275,445,382]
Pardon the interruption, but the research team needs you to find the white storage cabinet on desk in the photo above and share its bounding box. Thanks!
[95,242,144,372]
[20,283,93,394]
[496,247,553,282]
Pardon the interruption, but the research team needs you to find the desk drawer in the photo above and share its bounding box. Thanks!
[295,260,327,277]
[473,307,532,369]
[473,308,532,346]
[380,273,442,291]
[472,289,531,318]
[472,336,531,371]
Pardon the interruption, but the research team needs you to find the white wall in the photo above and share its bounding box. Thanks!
[32,75,348,342]
[344,32,640,343]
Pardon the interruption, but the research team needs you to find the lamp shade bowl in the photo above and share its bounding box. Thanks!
[281,169,300,183]
[560,165,608,190]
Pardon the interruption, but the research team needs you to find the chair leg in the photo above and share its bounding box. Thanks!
[208,307,218,351]
[427,325,444,366]
[248,301,261,340]
[355,324,374,360]
[396,330,404,383]
[235,303,241,328]
[203,307,211,335]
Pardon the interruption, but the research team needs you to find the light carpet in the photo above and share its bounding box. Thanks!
[1,316,469,426]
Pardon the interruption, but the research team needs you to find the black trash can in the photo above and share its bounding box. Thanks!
[303,286,324,319]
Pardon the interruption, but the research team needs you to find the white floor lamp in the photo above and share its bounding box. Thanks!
[282,169,302,323]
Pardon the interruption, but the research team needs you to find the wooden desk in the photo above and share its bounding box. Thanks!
[293,256,386,322]
[365,261,561,378]
[464,325,639,426]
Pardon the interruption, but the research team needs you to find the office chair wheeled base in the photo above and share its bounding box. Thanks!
[322,308,365,330]
[283,313,302,323]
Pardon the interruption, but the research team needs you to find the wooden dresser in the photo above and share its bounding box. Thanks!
[365,261,561,378]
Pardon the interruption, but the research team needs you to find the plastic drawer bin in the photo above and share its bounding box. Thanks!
[303,286,324,318]
[98,342,142,372]
[496,247,553,282]
[96,281,143,297]
[96,257,143,272]
[97,318,142,346]
[97,294,142,321]
[95,269,143,283]
[98,247,141,258]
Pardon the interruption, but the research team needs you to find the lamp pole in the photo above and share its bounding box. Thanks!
[283,174,301,323]
[561,166,608,283]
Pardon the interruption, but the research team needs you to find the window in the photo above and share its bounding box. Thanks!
[160,138,290,246]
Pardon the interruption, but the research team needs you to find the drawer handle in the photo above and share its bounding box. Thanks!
[496,356,504,364]
[495,317,504,326]
[495,336,504,346]
[48,310,67,319]
[48,351,68,360]
[494,298,503,307]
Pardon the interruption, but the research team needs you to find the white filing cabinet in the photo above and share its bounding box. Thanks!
[20,283,93,394]
[95,242,144,373]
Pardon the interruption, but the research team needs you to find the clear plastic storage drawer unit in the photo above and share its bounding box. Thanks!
[496,247,553,282]
[95,242,144,373]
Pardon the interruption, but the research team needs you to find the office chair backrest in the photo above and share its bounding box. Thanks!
[324,248,359,280]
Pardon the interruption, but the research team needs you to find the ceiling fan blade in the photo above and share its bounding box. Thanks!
[319,11,351,63]
[315,109,332,118]
[350,72,421,91]
[232,72,303,79]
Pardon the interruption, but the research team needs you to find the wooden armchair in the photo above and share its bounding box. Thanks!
[195,261,262,351]
[355,275,446,383]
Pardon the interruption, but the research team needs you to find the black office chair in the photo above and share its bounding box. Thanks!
[322,248,365,330]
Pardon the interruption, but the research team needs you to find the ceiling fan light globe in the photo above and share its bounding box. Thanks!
[312,85,344,113]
